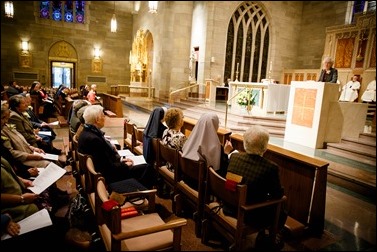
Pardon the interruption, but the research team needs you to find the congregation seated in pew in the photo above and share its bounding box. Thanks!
[77,105,156,189]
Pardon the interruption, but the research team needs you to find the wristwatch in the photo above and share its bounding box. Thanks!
[20,195,25,204]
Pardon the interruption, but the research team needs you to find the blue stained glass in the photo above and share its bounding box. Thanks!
[52,1,62,21]
[75,1,85,23]
[65,0,73,22]
[40,1,50,19]
[39,1,85,24]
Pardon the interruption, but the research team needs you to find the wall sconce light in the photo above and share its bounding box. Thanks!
[110,1,117,33]
[211,56,216,63]
[4,1,14,18]
[94,48,101,59]
[21,41,29,51]
[19,40,31,68]
[133,1,141,13]
[148,1,158,14]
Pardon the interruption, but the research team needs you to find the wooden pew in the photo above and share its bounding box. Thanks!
[99,93,123,117]
[181,117,232,145]
[30,94,43,118]
[230,133,328,237]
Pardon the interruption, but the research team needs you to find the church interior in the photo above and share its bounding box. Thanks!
[1,1,376,251]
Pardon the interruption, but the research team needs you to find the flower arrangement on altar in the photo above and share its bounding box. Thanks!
[237,89,257,107]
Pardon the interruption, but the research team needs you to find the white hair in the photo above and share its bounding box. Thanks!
[83,105,103,125]
[323,56,334,64]
[243,125,270,156]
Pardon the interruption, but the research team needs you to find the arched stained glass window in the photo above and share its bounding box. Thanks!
[52,1,62,21]
[64,1,73,22]
[40,1,50,19]
[39,1,85,24]
[224,2,270,83]
[75,1,85,23]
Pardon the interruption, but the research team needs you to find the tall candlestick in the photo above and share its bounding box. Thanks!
[270,61,273,72]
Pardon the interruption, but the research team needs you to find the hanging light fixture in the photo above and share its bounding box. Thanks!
[148,1,158,14]
[4,1,14,18]
[110,1,117,33]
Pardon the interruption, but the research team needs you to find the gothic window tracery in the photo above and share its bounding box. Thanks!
[224,2,269,83]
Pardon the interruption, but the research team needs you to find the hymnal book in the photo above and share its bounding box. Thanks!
[27,162,66,194]
[1,209,52,240]
[38,131,52,136]
[118,149,135,157]
[117,150,146,166]
[127,155,147,166]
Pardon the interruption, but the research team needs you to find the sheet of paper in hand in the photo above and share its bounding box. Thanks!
[27,162,66,194]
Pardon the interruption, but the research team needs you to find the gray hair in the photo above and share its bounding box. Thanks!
[8,94,25,110]
[243,125,270,156]
[323,56,334,64]
[82,104,103,125]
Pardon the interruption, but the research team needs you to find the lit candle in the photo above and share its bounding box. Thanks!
[270,61,273,72]
[236,62,239,72]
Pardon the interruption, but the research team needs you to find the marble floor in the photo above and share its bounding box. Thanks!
[118,97,376,251]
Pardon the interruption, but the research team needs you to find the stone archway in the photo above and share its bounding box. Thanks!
[130,29,154,85]
[48,40,78,88]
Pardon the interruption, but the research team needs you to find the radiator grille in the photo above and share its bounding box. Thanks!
[13,72,38,80]
[87,76,106,83]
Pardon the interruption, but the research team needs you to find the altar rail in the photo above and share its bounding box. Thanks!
[99,92,123,117]
[109,84,155,98]
[230,133,328,237]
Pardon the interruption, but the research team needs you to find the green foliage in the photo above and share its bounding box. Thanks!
[237,89,256,106]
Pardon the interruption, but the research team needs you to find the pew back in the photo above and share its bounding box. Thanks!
[100,93,123,117]
[230,133,328,236]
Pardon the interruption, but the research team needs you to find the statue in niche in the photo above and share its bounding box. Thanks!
[189,50,196,82]
[130,29,148,83]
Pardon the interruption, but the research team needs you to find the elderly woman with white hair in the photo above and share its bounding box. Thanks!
[77,105,155,188]
[222,125,286,249]
[318,56,338,83]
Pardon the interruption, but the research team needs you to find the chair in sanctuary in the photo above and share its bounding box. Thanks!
[95,176,187,251]
[201,166,287,251]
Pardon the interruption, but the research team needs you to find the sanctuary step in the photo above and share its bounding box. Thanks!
[325,133,376,166]
[170,99,287,137]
